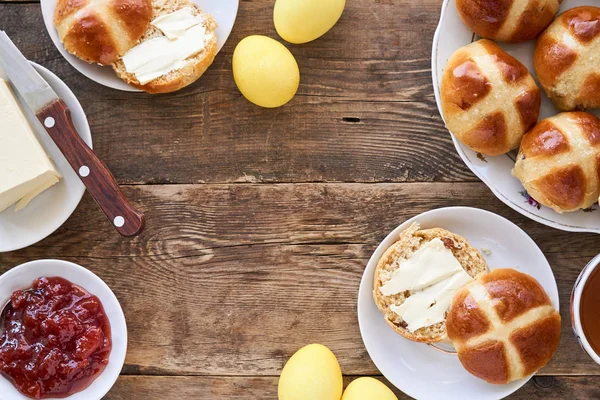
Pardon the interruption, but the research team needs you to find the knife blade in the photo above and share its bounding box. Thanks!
[0,31,145,237]
[0,32,57,113]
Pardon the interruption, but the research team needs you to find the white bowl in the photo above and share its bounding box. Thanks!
[0,260,127,400]
[570,254,600,365]
[431,0,600,234]
[0,63,92,253]
[40,0,240,91]
[357,207,559,400]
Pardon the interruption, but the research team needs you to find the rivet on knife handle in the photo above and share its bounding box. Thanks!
[37,99,145,237]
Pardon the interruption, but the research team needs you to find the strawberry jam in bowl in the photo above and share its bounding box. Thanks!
[0,260,126,400]
[0,277,111,398]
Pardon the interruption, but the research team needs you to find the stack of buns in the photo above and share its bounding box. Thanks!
[441,1,600,213]
[53,0,217,93]
[373,224,561,384]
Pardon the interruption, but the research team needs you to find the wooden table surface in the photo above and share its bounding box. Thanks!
[1,0,600,398]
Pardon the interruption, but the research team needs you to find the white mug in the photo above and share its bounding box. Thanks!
[570,253,600,365]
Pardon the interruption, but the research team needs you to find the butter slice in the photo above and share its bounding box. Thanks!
[380,238,465,296]
[122,9,210,85]
[152,7,203,39]
[390,269,472,332]
[0,79,61,213]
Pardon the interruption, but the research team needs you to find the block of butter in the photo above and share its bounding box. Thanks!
[0,78,61,213]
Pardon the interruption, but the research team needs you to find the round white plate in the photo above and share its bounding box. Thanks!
[0,259,127,400]
[358,207,559,400]
[0,63,92,253]
[432,0,600,234]
[40,0,240,91]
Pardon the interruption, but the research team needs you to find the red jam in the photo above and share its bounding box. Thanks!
[0,277,112,399]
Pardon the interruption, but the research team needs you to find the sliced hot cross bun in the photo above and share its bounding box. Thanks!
[447,269,561,384]
[456,0,560,43]
[441,39,541,156]
[534,6,600,111]
[54,0,153,65]
[513,112,600,213]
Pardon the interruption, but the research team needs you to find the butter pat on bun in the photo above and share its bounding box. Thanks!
[112,0,218,93]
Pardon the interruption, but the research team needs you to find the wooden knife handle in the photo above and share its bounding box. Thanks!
[37,99,145,237]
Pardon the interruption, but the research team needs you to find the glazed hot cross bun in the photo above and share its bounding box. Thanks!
[54,0,152,65]
[513,112,600,213]
[534,6,600,111]
[456,0,560,43]
[441,39,541,156]
[447,269,561,384]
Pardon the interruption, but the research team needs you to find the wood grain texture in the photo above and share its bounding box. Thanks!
[2,183,599,377]
[105,375,600,399]
[0,1,475,184]
[2,0,599,398]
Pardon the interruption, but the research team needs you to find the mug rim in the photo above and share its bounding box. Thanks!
[571,253,600,365]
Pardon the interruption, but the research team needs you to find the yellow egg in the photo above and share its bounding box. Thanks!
[342,377,398,400]
[278,344,343,400]
[232,35,299,108]
[274,0,346,44]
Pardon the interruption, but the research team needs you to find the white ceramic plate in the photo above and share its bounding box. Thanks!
[432,0,600,234]
[40,0,240,91]
[0,63,92,253]
[0,259,127,400]
[358,207,559,400]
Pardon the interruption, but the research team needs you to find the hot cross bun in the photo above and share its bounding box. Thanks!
[440,39,541,156]
[54,0,152,65]
[456,0,560,43]
[447,269,561,384]
[534,6,600,111]
[512,112,600,213]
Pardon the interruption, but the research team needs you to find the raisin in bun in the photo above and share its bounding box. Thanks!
[54,0,152,65]
[440,39,541,156]
[456,0,560,43]
[373,223,488,343]
[447,269,560,384]
[534,6,600,111]
[512,112,600,213]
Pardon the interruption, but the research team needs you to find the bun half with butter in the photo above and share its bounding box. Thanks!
[373,223,489,343]
[111,0,218,93]
[446,269,561,384]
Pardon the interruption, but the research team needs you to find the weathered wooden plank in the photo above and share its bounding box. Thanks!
[0,2,474,184]
[2,183,599,376]
[105,375,600,399]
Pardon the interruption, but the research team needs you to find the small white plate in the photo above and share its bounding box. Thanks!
[358,207,559,400]
[432,0,600,234]
[40,0,240,91]
[0,63,92,253]
[0,259,127,400]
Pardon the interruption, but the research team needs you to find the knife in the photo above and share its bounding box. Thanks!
[0,31,145,237]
